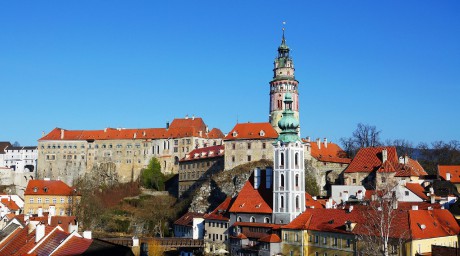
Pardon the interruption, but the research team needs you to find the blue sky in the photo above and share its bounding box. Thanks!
[1,1,459,146]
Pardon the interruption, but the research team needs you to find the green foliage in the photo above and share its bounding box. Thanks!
[141,157,165,190]
[305,171,320,196]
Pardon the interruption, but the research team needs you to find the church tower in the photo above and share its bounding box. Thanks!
[269,28,300,134]
[272,93,305,224]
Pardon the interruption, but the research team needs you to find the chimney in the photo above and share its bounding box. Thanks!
[37,207,43,217]
[104,128,107,132]
[132,236,139,247]
[83,231,92,239]
[254,168,261,189]
[166,122,170,129]
[49,205,56,217]
[404,155,409,164]
[133,133,137,139]
[342,191,349,202]
[192,115,195,120]
[356,190,363,200]
[412,205,418,211]
[199,131,203,137]
[392,199,398,210]
[68,219,78,233]
[185,115,189,119]
[431,194,436,204]
[446,173,451,181]
[323,138,328,148]
[60,129,65,139]
[382,149,388,163]
[35,223,45,243]
[266,167,272,189]
[316,138,321,149]
[348,205,353,213]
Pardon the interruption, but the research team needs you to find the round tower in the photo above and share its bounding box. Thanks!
[269,28,300,134]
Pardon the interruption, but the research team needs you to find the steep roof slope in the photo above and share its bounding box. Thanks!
[224,122,278,141]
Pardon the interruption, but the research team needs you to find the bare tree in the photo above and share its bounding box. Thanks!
[358,178,407,256]
[385,139,415,158]
[353,123,381,148]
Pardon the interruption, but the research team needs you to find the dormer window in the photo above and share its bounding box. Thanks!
[33,187,38,193]
[232,131,238,137]
[259,130,265,137]
[43,187,48,193]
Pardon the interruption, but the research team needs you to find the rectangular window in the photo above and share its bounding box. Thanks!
[352,178,357,184]
[247,155,251,162]
[232,143,236,150]
[232,156,235,162]
[247,143,251,149]
[346,239,351,247]
[37,198,42,203]
[29,198,34,204]
[53,198,57,204]
[323,236,327,244]
[262,142,266,149]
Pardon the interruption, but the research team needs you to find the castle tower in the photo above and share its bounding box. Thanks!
[269,28,300,134]
[272,93,305,224]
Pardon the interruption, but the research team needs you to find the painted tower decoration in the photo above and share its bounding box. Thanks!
[272,93,305,224]
[269,27,300,134]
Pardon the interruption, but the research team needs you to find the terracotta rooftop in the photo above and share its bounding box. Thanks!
[438,165,460,183]
[0,198,20,211]
[39,117,224,141]
[204,197,235,221]
[259,234,281,243]
[229,170,272,214]
[181,145,224,162]
[224,122,278,141]
[174,212,205,227]
[307,140,351,164]
[405,183,429,200]
[24,180,77,196]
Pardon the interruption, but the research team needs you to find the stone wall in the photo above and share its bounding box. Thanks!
[224,139,275,170]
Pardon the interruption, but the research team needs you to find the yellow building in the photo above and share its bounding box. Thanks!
[24,179,80,216]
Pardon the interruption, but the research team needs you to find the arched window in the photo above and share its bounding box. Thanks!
[280,152,284,167]
[296,196,300,209]
[295,152,299,167]
[250,216,256,223]
[174,156,179,165]
[237,216,242,222]
[264,217,270,223]
[295,174,299,187]
[280,196,284,210]
[280,174,285,188]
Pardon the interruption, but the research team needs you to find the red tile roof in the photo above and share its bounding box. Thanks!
[29,227,70,255]
[345,146,427,177]
[282,211,312,230]
[409,209,460,239]
[181,145,224,162]
[307,141,351,164]
[405,183,429,200]
[224,123,278,141]
[49,216,77,231]
[259,234,281,243]
[39,118,224,141]
[174,212,205,227]
[305,193,324,209]
[232,222,283,229]
[229,171,272,214]
[438,165,460,183]
[24,180,76,196]
[49,234,92,255]
[345,147,398,173]
[204,197,235,221]
[0,198,20,211]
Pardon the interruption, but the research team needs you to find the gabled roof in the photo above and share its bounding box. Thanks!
[259,234,281,243]
[0,142,12,154]
[282,211,312,230]
[39,117,224,141]
[305,193,324,209]
[345,147,426,178]
[204,197,235,221]
[49,233,92,255]
[49,216,77,231]
[181,145,224,162]
[345,147,398,173]
[174,212,205,227]
[224,123,278,141]
[24,180,76,196]
[229,170,272,214]
[0,199,20,211]
[307,141,351,164]
[438,165,460,183]
[409,209,460,239]
[405,183,429,200]
[30,227,70,256]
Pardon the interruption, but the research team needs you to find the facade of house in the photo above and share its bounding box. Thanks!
[23,179,81,216]
[343,147,427,190]
[173,212,205,239]
[223,122,278,170]
[37,116,224,185]
[178,145,224,197]
[203,197,234,254]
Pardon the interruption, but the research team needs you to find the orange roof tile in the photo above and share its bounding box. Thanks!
[224,122,278,141]
[0,199,20,211]
[174,212,205,227]
[345,147,398,173]
[49,234,92,255]
[204,197,235,221]
[305,193,324,209]
[259,234,281,243]
[405,183,429,200]
[181,145,224,162]
[25,180,76,196]
[39,117,224,141]
[307,141,351,164]
[282,211,312,230]
[229,172,272,214]
[409,209,460,239]
[438,165,460,183]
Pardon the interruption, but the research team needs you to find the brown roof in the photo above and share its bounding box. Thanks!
[25,180,76,196]
[438,165,460,183]
[307,140,351,164]
[174,212,205,227]
[181,145,224,162]
[224,122,278,141]
[0,142,12,154]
